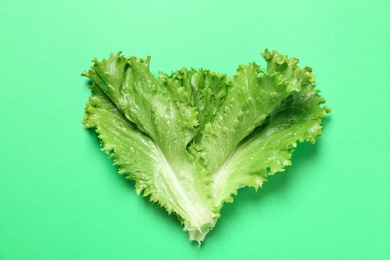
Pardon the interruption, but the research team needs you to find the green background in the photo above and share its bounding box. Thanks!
[1,0,389,259]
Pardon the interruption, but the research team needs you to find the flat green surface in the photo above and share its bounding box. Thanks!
[0,0,389,259]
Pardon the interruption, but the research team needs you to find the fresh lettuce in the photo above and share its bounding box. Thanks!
[82,50,330,243]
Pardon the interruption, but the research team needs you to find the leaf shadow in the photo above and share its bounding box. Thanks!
[84,78,92,87]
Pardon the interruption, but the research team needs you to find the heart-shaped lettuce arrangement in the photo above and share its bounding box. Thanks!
[82,50,330,243]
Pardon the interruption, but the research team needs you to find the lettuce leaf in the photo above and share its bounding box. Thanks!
[82,50,330,243]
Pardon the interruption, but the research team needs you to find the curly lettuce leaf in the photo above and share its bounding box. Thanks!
[82,50,330,243]
[200,51,331,207]
[83,54,217,242]
[208,59,330,207]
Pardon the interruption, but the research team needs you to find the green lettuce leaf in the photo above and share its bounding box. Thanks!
[82,50,330,243]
